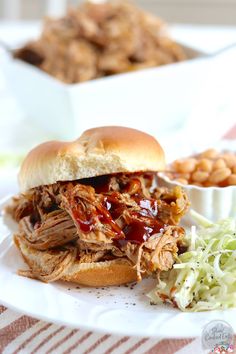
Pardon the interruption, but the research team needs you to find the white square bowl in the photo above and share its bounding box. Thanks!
[1,44,209,140]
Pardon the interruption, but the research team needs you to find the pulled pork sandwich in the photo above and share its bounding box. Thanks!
[8,126,189,286]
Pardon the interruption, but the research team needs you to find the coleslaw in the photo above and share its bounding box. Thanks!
[148,210,236,311]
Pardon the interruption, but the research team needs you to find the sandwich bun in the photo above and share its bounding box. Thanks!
[14,236,138,286]
[19,126,165,192]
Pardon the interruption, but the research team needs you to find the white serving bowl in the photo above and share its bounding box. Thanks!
[1,44,208,140]
[158,173,236,222]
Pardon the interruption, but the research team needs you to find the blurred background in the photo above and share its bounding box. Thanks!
[1,0,236,24]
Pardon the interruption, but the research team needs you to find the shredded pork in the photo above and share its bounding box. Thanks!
[18,210,77,250]
[8,173,189,282]
[14,1,186,84]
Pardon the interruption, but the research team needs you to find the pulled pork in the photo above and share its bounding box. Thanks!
[9,172,189,282]
[14,1,186,84]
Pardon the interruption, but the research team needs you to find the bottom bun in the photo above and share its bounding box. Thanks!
[14,236,138,286]
[62,260,138,287]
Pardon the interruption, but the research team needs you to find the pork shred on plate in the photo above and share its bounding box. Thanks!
[8,173,189,282]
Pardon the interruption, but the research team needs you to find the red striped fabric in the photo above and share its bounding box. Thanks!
[124,338,149,354]
[0,307,195,354]
[83,334,111,354]
[147,338,194,354]
[63,331,93,354]
[0,315,38,352]
[45,329,79,354]
[31,325,65,353]
[12,322,51,354]
[104,336,130,354]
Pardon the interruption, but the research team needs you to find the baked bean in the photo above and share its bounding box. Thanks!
[213,159,226,170]
[200,148,218,159]
[166,148,236,187]
[178,173,191,180]
[227,174,236,185]
[197,158,213,172]
[203,181,215,187]
[208,167,231,184]
[191,171,209,182]
[173,158,196,173]
[222,154,236,169]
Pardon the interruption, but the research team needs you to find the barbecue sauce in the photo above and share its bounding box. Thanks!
[104,193,125,219]
[125,178,141,195]
[72,207,93,233]
[72,173,163,245]
[96,201,124,238]
[118,219,164,246]
[103,193,163,246]
[123,221,151,243]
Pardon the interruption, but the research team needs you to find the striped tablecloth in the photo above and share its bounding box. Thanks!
[1,127,236,354]
[0,305,194,354]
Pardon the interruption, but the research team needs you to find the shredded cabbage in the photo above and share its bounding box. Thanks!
[148,210,236,311]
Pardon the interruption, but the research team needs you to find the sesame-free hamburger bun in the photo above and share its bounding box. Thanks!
[19,126,165,192]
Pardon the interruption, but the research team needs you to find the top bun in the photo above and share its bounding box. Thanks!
[19,126,165,192]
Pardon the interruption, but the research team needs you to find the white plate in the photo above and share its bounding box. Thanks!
[1,215,236,338]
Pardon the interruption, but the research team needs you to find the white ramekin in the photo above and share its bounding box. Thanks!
[157,172,236,222]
